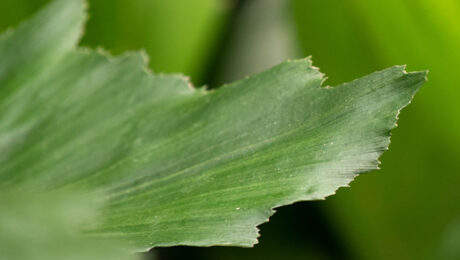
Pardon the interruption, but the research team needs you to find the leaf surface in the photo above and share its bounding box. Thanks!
[0,0,426,250]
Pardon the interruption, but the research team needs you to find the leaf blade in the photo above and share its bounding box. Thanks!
[0,0,427,250]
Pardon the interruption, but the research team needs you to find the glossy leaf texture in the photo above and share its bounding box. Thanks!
[0,0,426,251]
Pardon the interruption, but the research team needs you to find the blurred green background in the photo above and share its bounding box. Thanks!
[1,0,458,259]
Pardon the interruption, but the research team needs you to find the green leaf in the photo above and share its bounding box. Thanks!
[0,0,426,251]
